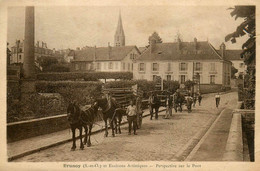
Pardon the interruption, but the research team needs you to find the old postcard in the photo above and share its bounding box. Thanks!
[0,0,259,170]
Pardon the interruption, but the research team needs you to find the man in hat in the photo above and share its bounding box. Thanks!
[126,99,137,135]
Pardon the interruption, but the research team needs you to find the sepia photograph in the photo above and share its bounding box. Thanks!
[1,0,258,170]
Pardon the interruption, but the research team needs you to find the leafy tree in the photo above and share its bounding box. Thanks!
[225,6,255,109]
[184,80,196,90]
[37,56,58,71]
[163,80,180,94]
[148,32,163,44]
[231,66,238,78]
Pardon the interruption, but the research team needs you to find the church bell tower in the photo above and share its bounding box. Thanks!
[114,11,125,47]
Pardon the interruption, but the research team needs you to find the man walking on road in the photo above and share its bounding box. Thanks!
[126,100,137,135]
[215,92,220,108]
[198,92,202,106]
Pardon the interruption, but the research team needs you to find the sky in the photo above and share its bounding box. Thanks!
[7,6,248,50]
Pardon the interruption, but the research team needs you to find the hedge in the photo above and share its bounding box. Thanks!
[36,81,103,105]
[37,72,133,81]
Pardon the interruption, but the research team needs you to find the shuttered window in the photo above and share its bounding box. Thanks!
[139,63,145,71]
[179,62,187,71]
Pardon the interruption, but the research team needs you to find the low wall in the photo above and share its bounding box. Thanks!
[7,114,69,143]
[222,112,243,161]
[199,84,231,94]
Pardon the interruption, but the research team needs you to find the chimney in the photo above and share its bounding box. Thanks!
[177,38,182,50]
[194,37,198,49]
[93,45,96,62]
[41,41,44,48]
[149,38,156,53]
[220,42,226,58]
[108,42,111,59]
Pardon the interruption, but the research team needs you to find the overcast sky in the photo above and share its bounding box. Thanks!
[7,6,247,50]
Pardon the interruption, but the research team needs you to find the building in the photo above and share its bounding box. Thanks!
[219,49,246,77]
[114,11,125,47]
[69,11,141,72]
[133,38,232,90]
[10,40,59,64]
[70,45,140,72]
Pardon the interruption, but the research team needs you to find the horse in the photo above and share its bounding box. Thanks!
[95,98,118,137]
[186,96,193,113]
[148,94,161,120]
[67,101,99,150]
[173,92,185,112]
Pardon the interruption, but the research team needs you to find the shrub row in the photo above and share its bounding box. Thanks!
[37,72,133,81]
[35,81,103,105]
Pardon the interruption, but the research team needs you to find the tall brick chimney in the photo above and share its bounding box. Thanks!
[220,42,226,59]
[23,6,35,79]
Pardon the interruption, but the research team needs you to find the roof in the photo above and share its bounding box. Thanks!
[136,41,224,61]
[218,49,243,61]
[138,47,148,53]
[71,46,140,62]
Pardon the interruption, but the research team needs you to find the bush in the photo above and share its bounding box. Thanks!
[35,81,103,105]
[163,80,180,93]
[7,93,67,123]
[184,80,196,90]
[37,72,133,81]
[44,63,70,72]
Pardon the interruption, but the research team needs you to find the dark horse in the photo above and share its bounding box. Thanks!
[173,92,185,112]
[95,98,119,137]
[67,101,99,150]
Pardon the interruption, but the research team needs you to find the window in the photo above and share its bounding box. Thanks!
[167,75,171,81]
[167,63,171,71]
[132,63,133,71]
[90,63,94,70]
[122,62,125,70]
[239,63,244,68]
[19,55,22,60]
[153,75,157,81]
[210,63,216,71]
[139,63,145,71]
[109,62,113,69]
[19,48,22,53]
[128,63,130,71]
[180,75,186,84]
[152,63,159,71]
[210,75,215,84]
[180,62,187,71]
[115,62,118,69]
[75,64,79,70]
[195,62,201,71]
[97,63,101,70]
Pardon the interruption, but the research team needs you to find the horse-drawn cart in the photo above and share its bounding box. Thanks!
[102,86,144,128]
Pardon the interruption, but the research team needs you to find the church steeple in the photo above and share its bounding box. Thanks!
[114,10,125,47]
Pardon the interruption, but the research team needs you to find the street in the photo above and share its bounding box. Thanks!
[14,91,237,162]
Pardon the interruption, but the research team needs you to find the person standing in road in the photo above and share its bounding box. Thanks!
[164,95,173,119]
[198,92,202,106]
[126,100,137,135]
[193,93,197,107]
[215,92,221,108]
[153,94,161,120]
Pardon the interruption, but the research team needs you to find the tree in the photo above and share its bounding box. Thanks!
[231,66,238,78]
[225,6,255,109]
[148,32,163,44]
[163,80,180,94]
[184,80,196,90]
[37,56,58,71]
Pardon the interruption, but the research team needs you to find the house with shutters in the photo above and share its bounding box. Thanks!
[70,45,141,72]
[219,49,246,77]
[133,38,232,90]
[69,11,141,72]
